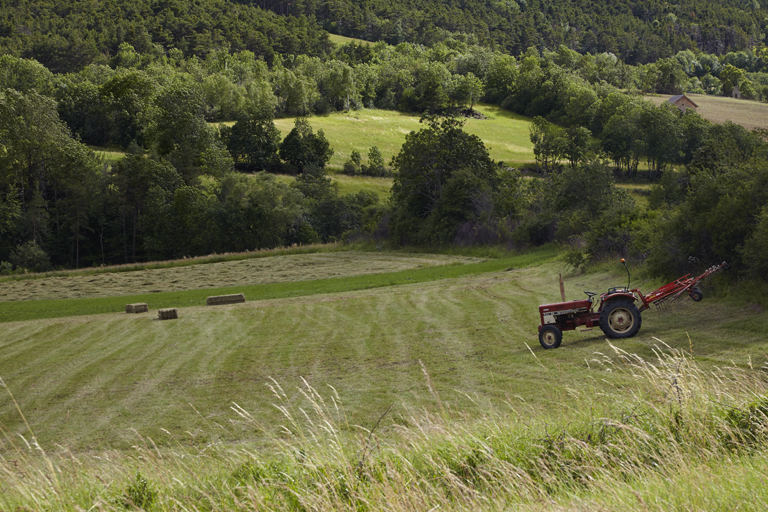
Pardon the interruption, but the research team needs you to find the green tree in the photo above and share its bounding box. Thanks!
[9,240,51,272]
[100,70,159,147]
[529,116,559,171]
[742,205,768,279]
[601,108,642,177]
[0,55,55,94]
[148,82,219,182]
[483,54,517,103]
[452,72,484,111]
[719,64,748,96]
[115,154,184,262]
[343,150,362,175]
[278,118,334,173]
[221,115,281,172]
[560,126,592,169]
[0,188,20,236]
[638,104,683,178]
[362,146,387,176]
[390,116,499,244]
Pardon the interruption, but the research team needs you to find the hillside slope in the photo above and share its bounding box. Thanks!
[645,93,768,131]
[281,0,766,63]
[0,0,331,72]
[2,0,765,72]
[0,254,764,451]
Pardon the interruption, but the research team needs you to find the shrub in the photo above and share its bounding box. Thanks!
[563,248,587,270]
[9,240,51,272]
[341,150,362,175]
[122,472,157,509]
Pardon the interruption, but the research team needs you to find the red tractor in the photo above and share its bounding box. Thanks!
[537,261,727,349]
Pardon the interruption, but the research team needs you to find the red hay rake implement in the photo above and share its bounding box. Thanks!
[637,261,728,313]
[536,261,728,349]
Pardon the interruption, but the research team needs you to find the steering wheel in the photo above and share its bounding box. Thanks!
[584,291,596,300]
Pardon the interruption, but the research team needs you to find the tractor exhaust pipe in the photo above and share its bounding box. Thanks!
[621,258,630,290]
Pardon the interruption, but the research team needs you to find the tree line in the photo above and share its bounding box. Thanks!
[3,39,766,155]
[0,74,380,270]
[2,37,768,281]
[386,114,768,282]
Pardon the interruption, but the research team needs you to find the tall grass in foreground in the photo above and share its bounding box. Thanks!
[2,341,768,510]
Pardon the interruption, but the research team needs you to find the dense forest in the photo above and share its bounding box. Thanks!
[0,0,332,73]
[1,0,768,282]
[1,0,767,72]
[280,0,768,64]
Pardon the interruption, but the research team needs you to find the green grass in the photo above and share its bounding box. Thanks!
[644,93,768,131]
[1,246,766,454]
[616,182,652,208]
[329,173,392,199]
[90,146,126,166]
[327,33,374,46]
[272,173,393,200]
[272,105,535,169]
[1,249,768,509]
[271,172,391,199]
[4,347,768,511]
[102,105,536,171]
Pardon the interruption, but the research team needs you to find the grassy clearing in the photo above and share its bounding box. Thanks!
[644,93,768,131]
[616,182,652,208]
[271,173,393,200]
[272,105,535,169]
[329,173,392,199]
[90,147,126,166]
[0,251,479,302]
[327,33,374,46]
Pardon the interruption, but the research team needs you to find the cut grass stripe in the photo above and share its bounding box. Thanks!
[0,246,558,323]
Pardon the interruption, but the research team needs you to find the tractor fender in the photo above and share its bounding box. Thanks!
[599,292,637,310]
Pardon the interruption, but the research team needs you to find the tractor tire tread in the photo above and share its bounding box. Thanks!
[599,299,642,339]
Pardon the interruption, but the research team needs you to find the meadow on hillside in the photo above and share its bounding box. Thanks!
[0,252,480,302]
[644,93,768,131]
[1,252,765,452]
[1,251,767,509]
[264,104,535,169]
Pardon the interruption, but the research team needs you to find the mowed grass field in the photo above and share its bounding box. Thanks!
[272,104,535,168]
[644,93,768,130]
[0,252,479,302]
[1,250,766,455]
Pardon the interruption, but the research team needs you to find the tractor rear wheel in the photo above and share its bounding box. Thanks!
[539,325,562,349]
[689,287,703,302]
[599,300,641,338]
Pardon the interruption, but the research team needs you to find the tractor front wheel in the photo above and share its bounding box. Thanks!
[599,300,642,339]
[539,325,562,349]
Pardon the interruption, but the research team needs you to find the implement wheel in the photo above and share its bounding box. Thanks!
[539,325,562,349]
[599,300,642,339]
[689,287,703,302]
